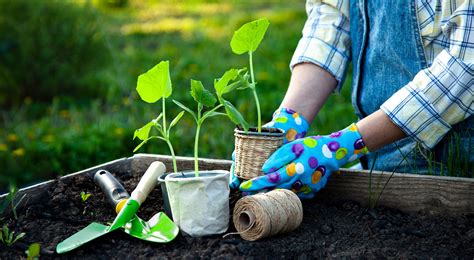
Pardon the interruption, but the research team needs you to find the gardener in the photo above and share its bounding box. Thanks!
[233,0,473,198]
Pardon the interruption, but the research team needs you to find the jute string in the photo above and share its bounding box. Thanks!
[231,189,303,241]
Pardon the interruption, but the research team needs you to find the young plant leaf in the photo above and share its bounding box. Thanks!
[136,60,172,103]
[12,232,25,245]
[227,68,253,91]
[133,121,155,141]
[190,79,216,107]
[26,243,40,260]
[133,136,167,152]
[230,18,270,55]
[80,191,91,202]
[201,111,227,122]
[173,100,197,122]
[222,99,249,131]
[214,69,239,97]
[169,111,185,131]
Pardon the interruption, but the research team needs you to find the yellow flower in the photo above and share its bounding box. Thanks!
[122,97,131,106]
[42,134,55,143]
[7,134,17,142]
[0,143,7,152]
[12,148,25,157]
[114,128,124,136]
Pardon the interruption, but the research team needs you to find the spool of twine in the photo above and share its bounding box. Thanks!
[232,189,303,241]
[234,128,284,180]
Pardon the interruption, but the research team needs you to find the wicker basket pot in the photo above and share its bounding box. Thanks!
[234,127,285,180]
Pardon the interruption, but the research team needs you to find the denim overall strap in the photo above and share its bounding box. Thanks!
[350,0,427,118]
[349,0,473,174]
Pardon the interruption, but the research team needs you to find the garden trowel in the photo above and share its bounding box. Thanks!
[93,168,178,242]
[56,161,178,254]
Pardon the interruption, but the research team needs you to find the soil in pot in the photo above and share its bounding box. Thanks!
[1,167,473,258]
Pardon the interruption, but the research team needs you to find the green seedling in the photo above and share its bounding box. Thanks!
[0,185,26,220]
[133,60,184,173]
[80,191,91,203]
[26,243,40,260]
[368,143,412,208]
[230,18,270,132]
[0,224,25,247]
[174,69,248,177]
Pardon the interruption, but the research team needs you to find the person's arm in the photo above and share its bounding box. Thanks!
[279,63,337,122]
[378,2,474,150]
[279,0,350,123]
[356,110,406,151]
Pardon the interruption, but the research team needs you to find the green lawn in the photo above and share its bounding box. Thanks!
[0,0,357,190]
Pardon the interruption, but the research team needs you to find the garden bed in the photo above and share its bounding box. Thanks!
[1,154,473,258]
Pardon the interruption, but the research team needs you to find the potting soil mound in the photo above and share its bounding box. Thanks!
[1,170,473,258]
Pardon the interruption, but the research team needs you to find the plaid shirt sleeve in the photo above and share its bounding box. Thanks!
[381,1,474,149]
[290,0,350,92]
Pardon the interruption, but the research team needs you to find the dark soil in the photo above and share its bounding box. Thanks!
[1,168,473,259]
[236,126,284,135]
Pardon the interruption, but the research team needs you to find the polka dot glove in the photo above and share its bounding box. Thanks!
[229,108,310,189]
[263,107,310,144]
[239,123,369,199]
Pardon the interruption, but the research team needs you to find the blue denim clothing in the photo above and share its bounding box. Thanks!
[350,0,473,175]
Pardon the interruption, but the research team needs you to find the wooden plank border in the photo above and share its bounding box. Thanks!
[1,154,473,216]
[324,168,474,216]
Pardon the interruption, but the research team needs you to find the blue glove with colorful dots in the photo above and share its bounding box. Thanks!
[239,123,369,198]
[229,108,310,189]
[263,107,309,143]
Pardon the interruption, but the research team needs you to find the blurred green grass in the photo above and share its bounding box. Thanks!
[0,0,358,190]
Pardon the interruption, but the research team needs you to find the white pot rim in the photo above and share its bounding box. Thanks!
[165,170,229,182]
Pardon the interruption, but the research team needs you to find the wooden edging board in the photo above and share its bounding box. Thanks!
[1,153,473,216]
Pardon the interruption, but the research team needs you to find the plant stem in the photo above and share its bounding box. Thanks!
[166,139,178,173]
[194,123,201,177]
[207,103,224,115]
[193,104,203,177]
[162,98,167,135]
[249,51,261,132]
[160,97,178,172]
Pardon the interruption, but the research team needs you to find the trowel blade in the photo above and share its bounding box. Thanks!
[123,212,179,243]
[56,222,110,254]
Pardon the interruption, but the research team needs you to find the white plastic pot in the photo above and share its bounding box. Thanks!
[164,170,230,237]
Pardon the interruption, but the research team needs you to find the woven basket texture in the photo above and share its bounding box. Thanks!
[234,130,284,180]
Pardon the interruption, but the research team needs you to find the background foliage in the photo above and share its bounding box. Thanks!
[0,0,112,107]
[5,0,466,191]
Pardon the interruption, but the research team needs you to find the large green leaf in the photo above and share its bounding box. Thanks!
[136,60,172,103]
[230,18,270,55]
[222,99,249,131]
[214,69,239,97]
[190,79,216,107]
[133,121,154,141]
